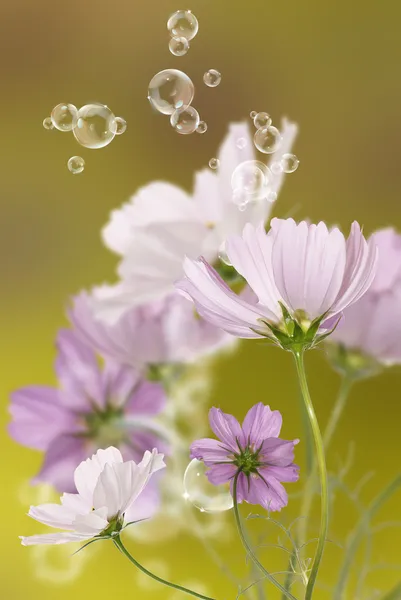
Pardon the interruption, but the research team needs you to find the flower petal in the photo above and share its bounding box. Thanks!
[260,438,298,467]
[242,403,283,447]
[190,438,231,466]
[74,447,123,504]
[20,532,93,546]
[34,434,87,493]
[209,408,243,452]
[206,464,237,485]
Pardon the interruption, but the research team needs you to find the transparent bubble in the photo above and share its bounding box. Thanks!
[209,158,219,170]
[114,117,127,135]
[73,104,117,149]
[203,69,221,88]
[42,117,54,130]
[253,111,272,129]
[250,111,257,119]
[170,106,200,135]
[167,10,199,41]
[148,69,194,115]
[280,153,300,173]
[51,103,78,132]
[231,160,271,202]
[267,191,277,203]
[270,161,283,175]
[196,120,208,134]
[236,137,247,150]
[169,36,190,56]
[218,242,233,266]
[67,156,85,174]
[183,459,233,513]
[254,126,282,154]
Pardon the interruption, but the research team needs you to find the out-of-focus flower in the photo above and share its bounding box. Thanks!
[69,290,236,369]
[328,228,401,372]
[176,219,377,349]
[93,119,298,322]
[9,328,168,500]
[20,447,165,546]
[191,403,299,511]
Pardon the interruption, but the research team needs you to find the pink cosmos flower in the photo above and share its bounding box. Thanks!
[9,327,168,513]
[20,446,165,546]
[330,228,401,365]
[191,403,299,511]
[176,219,378,344]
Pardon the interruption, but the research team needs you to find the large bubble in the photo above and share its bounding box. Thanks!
[148,69,195,115]
[73,104,117,149]
[167,10,199,41]
[183,459,233,513]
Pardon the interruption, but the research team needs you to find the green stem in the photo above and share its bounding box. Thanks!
[334,474,401,600]
[298,386,314,476]
[292,350,328,600]
[232,472,298,600]
[380,581,401,600]
[113,535,217,600]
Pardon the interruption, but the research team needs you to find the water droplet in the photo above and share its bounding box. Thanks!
[250,111,257,119]
[51,103,78,132]
[254,126,282,154]
[203,69,221,87]
[270,162,283,175]
[169,36,190,56]
[267,191,277,203]
[196,121,208,134]
[170,106,200,135]
[167,10,199,41]
[73,104,117,149]
[209,158,219,170]
[280,153,300,173]
[218,242,233,266]
[236,137,247,150]
[231,160,271,202]
[42,117,54,130]
[67,156,85,174]
[253,111,272,129]
[114,117,127,135]
[183,459,233,513]
[148,69,195,115]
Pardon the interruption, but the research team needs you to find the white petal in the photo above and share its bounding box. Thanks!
[92,463,123,520]
[72,507,109,535]
[28,503,77,530]
[74,447,123,504]
[267,118,299,196]
[20,532,93,546]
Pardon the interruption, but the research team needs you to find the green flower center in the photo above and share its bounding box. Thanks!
[84,405,126,448]
[233,445,263,476]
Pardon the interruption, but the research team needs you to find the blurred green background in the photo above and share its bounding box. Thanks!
[1,0,401,598]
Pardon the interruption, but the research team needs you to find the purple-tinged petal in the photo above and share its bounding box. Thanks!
[260,438,298,467]
[241,403,282,447]
[34,435,88,493]
[206,463,237,485]
[190,438,231,466]
[124,475,161,522]
[229,471,250,504]
[124,379,166,417]
[209,407,243,452]
[265,465,300,483]
[245,474,289,511]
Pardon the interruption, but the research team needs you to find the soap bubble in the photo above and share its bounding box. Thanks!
[270,162,283,175]
[280,153,300,173]
[203,69,221,87]
[148,69,194,115]
[267,191,277,203]
[254,126,282,154]
[170,106,200,135]
[169,36,190,56]
[114,117,127,135]
[73,104,117,149]
[67,156,85,174]
[51,103,78,132]
[236,137,247,150]
[209,158,219,170]
[183,459,233,513]
[196,121,208,134]
[231,160,271,202]
[250,111,257,119]
[42,117,54,130]
[167,10,199,41]
[253,111,272,129]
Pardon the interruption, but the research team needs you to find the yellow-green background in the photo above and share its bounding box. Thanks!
[1,0,400,598]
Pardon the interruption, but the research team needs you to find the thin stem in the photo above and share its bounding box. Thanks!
[334,473,401,600]
[292,350,328,600]
[298,376,353,546]
[113,535,217,600]
[232,472,298,600]
[298,387,314,476]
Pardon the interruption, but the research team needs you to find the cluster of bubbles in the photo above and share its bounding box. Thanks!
[43,103,127,174]
[168,10,198,57]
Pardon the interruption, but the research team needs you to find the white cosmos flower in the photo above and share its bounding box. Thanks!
[93,119,298,323]
[20,447,165,546]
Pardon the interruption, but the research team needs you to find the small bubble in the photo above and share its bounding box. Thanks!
[270,162,283,175]
[73,104,117,149]
[218,242,233,266]
[231,160,271,202]
[254,126,282,154]
[170,106,200,135]
[42,117,54,130]
[196,121,208,134]
[183,459,233,513]
[209,158,219,170]
[67,156,85,174]
[253,111,272,129]
[114,117,127,135]
[267,191,277,203]
[236,137,247,150]
[250,111,257,119]
[280,153,300,173]
[203,69,221,88]
[148,69,194,115]
[51,103,78,132]
[167,10,199,41]
[169,36,190,56]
